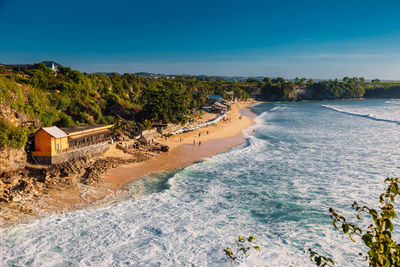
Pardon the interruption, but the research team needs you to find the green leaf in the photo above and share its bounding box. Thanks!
[332,220,338,230]
[385,219,394,232]
[362,233,373,247]
[248,236,255,242]
[315,257,321,265]
[370,209,378,219]
[349,232,356,242]
[342,223,350,234]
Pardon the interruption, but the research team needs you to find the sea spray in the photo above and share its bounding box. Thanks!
[1,99,400,266]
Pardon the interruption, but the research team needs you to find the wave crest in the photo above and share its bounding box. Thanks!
[322,104,400,125]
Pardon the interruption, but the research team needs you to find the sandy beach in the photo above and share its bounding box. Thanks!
[0,101,258,226]
[101,101,257,190]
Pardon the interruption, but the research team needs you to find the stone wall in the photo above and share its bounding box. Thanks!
[67,142,109,161]
[141,128,161,143]
[32,142,110,165]
[157,124,181,135]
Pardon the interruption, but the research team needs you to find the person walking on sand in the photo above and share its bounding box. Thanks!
[193,140,195,145]
[198,133,201,137]
[199,141,201,146]
[206,130,209,135]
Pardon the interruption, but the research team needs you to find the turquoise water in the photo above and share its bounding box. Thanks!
[2,99,400,266]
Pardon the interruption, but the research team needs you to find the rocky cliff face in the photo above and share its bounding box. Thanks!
[0,156,136,224]
[0,104,35,173]
[0,148,27,173]
[0,142,168,225]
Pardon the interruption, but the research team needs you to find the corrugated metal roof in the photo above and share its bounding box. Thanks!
[61,124,113,135]
[68,129,111,140]
[41,126,68,138]
[213,102,228,108]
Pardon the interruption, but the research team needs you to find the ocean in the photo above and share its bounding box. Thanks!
[2,99,400,266]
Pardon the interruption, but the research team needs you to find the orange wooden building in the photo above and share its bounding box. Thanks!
[32,125,113,164]
[32,126,69,157]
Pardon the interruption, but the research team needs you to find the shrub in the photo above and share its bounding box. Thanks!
[0,120,28,149]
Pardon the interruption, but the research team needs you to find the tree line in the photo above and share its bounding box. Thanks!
[0,63,252,149]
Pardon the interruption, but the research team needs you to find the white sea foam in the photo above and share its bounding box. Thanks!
[1,100,400,266]
[322,104,400,125]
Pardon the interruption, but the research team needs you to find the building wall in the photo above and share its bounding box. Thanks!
[34,130,52,154]
[34,130,69,156]
[67,142,109,161]
[52,136,68,154]
[33,142,109,165]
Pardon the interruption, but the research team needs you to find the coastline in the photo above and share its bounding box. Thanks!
[101,101,258,191]
[0,101,258,227]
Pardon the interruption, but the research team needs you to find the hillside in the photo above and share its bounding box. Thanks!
[0,63,256,169]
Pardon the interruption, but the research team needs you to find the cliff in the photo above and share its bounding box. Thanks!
[0,141,168,225]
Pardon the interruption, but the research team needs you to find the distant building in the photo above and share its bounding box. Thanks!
[207,95,223,100]
[32,124,113,164]
[2,61,61,72]
[42,61,61,71]
[202,97,231,113]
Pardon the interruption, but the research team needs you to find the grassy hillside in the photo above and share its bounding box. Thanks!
[0,64,253,149]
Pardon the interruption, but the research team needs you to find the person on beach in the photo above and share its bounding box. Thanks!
[198,133,201,137]
[206,130,209,135]
[180,137,182,142]
[193,140,195,145]
[199,141,201,146]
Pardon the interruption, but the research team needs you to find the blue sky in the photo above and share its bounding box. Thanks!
[1,0,400,79]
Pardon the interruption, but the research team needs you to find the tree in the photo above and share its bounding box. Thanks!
[311,178,400,266]
[372,79,381,85]
[299,78,306,87]
[263,77,273,87]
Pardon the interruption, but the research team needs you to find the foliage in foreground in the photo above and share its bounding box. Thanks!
[224,235,260,265]
[311,178,400,267]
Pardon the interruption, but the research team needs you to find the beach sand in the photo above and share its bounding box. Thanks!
[101,101,257,190]
[1,101,258,226]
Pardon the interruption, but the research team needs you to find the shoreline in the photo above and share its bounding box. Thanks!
[0,101,259,227]
[101,101,258,191]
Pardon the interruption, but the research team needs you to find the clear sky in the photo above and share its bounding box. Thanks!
[1,0,400,79]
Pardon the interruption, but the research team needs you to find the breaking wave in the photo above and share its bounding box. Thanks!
[2,100,400,266]
[322,104,400,125]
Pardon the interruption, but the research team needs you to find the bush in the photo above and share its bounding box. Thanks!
[8,126,28,149]
[55,113,75,127]
[0,120,28,149]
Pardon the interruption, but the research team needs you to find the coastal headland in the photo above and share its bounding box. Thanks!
[0,101,257,226]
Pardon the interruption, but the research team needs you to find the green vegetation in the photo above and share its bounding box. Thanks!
[260,77,366,100]
[1,63,399,149]
[310,78,365,99]
[0,119,28,149]
[224,235,260,265]
[311,178,400,266]
[0,64,253,149]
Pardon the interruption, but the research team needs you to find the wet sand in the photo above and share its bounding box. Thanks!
[101,101,258,189]
[0,101,258,227]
